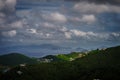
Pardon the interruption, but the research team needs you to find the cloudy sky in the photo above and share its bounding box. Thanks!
[0,0,120,57]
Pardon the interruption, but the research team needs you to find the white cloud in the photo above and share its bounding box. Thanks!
[68,14,96,24]
[42,12,67,23]
[0,12,6,17]
[0,0,5,10]
[111,32,120,37]
[87,32,97,36]
[27,28,37,34]
[70,17,81,22]
[64,32,72,39]
[5,0,17,12]
[0,12,6,24]
[81,14,96,23]
[0,0,16,12]
[0,0,27,30]
[42,22,55,28]
[73,2,120,13]
[60,26,68,32]
[45,33,52,38]
[70,29,86,37]
[69,29,120,41]
[2,30,17,37]
[0,0,120,44]
[70,29,103,40]
[10,20,24,28]
[34,31,53,39]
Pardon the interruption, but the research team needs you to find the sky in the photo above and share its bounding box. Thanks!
[0,0,120,57]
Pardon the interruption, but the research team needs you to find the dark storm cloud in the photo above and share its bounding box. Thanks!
[0,0,119,56]
[0,0,20,30]
[97,13,120,32]
[66,0,120,5]
[0,0,29,43]
[18,0,120,5]
[13,0,120,41]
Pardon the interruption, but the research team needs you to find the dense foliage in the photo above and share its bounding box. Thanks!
[40,52,84,62]
[0,53,37,66]
[0,46,120,80]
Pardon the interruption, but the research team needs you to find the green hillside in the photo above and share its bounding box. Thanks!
[39,52,85,62]
[74,46,120,68]
[56,52,84,61]
[0,53,37,66]
[1,46,120,80]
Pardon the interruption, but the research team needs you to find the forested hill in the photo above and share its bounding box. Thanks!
[1,46,120,80]
[0,53,37,66]
[74,45,120,68]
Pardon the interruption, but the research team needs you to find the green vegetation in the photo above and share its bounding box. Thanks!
[0,46,120,80]
[0,53,37,66]
[56,52,83,61]
[40,52,84,62]
[74,46,120,69]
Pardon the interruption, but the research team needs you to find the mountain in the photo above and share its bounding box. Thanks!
[74,46,120,68]
[74,47,87,52]
[36,44,69,50]
[38,55,62,62]
[1,46,120,80]
[38,52,85,62]
[0,53,37,66]
[0,44,87,57]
